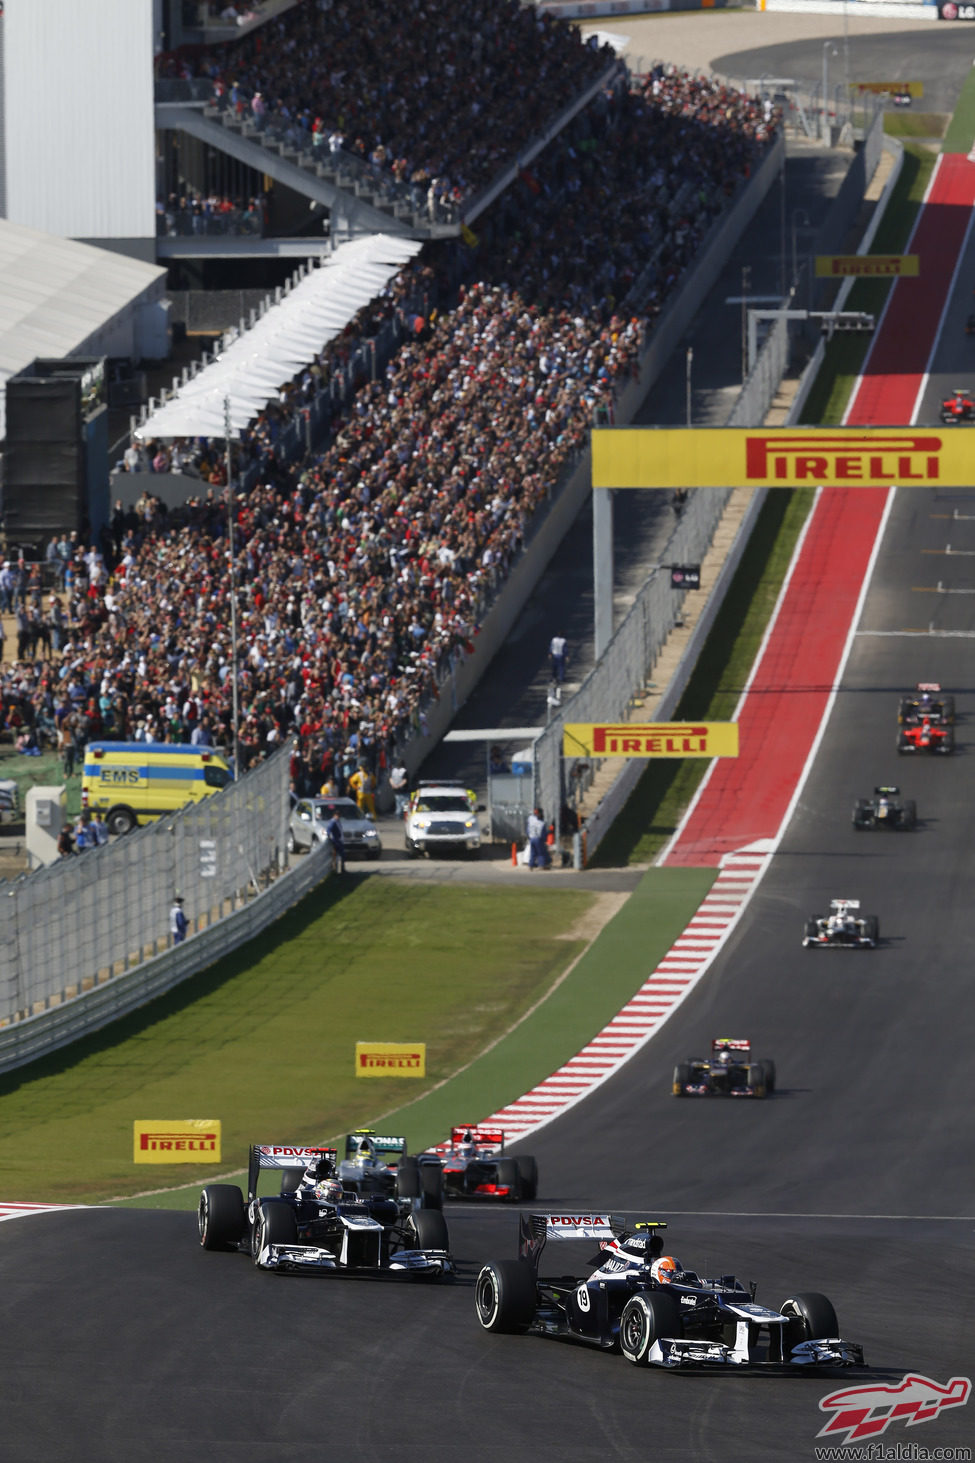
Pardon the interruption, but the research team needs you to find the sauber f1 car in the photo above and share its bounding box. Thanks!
[338,1129,444,1208]
[940,388,974,423]
[672,1039,775,1098]
[803,899,878,949]
[421,1126,539,1201]
[198,1143,452,1278]
[474,1215,864,1370]
[852,786,916,830]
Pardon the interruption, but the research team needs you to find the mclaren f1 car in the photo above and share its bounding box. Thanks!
[419,1126,539,1202]
[852,786,916,830]
[672,1038,775,1098]
[198,1143,452,1278]
[803,899,878,949]
[474,1215,864,1370]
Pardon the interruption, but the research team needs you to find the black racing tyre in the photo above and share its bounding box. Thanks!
[865,916,879,945]
[419,1162,444,1210]
[474,1259,536,1334]
[495,1157,521,1201]
[780,1292,839,1353]
[396,1156,421,1200]
[254,1200,297,1264]
[943,695,956,723]
[760,1060,777,1093]
[852,800,869,829]
[900,799,917,830]
[804,919,819,943]
[106,806,136,837]
[516,1155,539,1202]
[747,1065,767,1098]
[198,1184,245,1251]
[620,1289,683,1365]
[279,1167,304,1195]
[672,1061,692,1096]
[408,1206,449,1253]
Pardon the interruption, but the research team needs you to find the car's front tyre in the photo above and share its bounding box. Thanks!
[620,1290,682,1364]
[781,1292,839,1353]
[198,1184,245,1250]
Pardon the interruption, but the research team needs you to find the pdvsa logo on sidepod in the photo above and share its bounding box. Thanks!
[817,1373,971,1446]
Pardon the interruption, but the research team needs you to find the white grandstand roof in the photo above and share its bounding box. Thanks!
[137,233,424,440]
[0,218,165,439]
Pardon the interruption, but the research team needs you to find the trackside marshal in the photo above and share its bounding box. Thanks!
[355,1042,426,1077]
[591,427,971,489]
[563,723,738,758]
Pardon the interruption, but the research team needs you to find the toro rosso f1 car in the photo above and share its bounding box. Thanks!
[852,786,916,830]
[198,1143,452,1278]
[672,1039,775,1098]
[803,899,878,949]
[421,1126,539,1201]
[474,1215,864,1370]
[898,683,954,725]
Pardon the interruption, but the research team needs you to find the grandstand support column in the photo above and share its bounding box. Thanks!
[225,396,240,780]
[593,485,613,661]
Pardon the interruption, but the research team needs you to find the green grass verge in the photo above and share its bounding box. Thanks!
[115,865,714,1210]
[0,747,82,818]
[883,114,946,141]
[943,62,975,154]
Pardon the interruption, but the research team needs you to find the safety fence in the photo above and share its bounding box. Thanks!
[0,747,291,1032]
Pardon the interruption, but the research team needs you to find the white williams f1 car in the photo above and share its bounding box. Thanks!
[475,1215,864,1370]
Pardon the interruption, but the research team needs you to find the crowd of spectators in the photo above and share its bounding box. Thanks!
[157,0,618,213]
[157,191,266,237]
[2,48,778,807]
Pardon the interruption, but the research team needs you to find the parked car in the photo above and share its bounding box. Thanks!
[287,795,382,859]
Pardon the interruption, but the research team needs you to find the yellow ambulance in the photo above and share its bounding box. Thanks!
[81,741,233,835]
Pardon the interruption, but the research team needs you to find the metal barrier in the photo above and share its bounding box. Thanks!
[0,747,291,1031]
[0,840,329,1076]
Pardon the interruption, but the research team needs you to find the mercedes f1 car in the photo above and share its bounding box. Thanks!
[198,1143,452,1278]
[803,899,878,948]
[474,1215,864,1370]
[337,1129,443,1208]
[672,1039,775,1098]
[852,786,916,830]
[899,682,954,725]
[940,388,974,423]
[421,1126,539,1201]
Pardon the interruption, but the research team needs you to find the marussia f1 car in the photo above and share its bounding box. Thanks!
[420,1126,539,1201]
[474,1215,865,1370]
[198,1143,453,1278]
[803,899,878,949]
[940,387,974,423]
[852,786,916,830]
[672,1038,775,1099]
[338,1129,444,1208]
[898,716,954,755]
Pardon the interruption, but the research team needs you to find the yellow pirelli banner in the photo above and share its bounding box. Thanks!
[815,255,918,278]
[592,428,970,490]
[563,722,738,758]
[134,1119,221,1163]
[854,80,923,98]
[355,1042,426,1077]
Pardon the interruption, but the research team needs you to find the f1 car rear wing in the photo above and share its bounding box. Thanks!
[517,1214,667,1269]
[874,786,900,795]
[916,682,942,692]
[451,1124,504,1150]
[829,899,860,910]
[711,1038,750,1054]
[344,1130,407,1165]
[248,1144,337,1201]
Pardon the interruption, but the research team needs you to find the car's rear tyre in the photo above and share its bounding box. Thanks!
[396,1156,421,1200]
[760,1059,776,1093]
[672,1061,693,1096]
[474,1260,536,1333]
[408,1207,449,1253]
[900,799,917,830]
[943,695,955,723]
[516,1155,538,1201]
[620,1290,682,1365]
[781,1292,838,1353]
[198,1184,245,1250]
[495,1157,520,1201]
[254,1200,297,1264]
[419,1162,444,1210]
[106,806,136,837]
[279,1167,304,1195]
[865,916,879,945]
[286,829,299,855]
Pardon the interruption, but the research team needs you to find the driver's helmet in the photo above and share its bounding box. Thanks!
[358,1138,373,1160]
[314,1179,343,1203]
[302,1152,335,1186]
[828,913,844,931]
[713,1048,732,1066]
[651,1256,683,1284]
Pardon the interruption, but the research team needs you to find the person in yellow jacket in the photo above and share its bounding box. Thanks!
[349,764,376,817]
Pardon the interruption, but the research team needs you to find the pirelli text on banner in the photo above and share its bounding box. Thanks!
[355,1042,427,1077]
[563,723,739,759]
[814,254,918,278]
[133,1119,221,1163]
[591,428,970,490]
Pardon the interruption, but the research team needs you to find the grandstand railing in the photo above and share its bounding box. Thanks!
[0,747,291,1038]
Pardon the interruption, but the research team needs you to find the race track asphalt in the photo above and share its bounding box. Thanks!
[4,23,975,1463]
